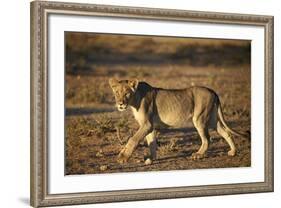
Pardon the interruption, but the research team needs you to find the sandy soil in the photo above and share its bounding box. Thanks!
[65,64,251,175]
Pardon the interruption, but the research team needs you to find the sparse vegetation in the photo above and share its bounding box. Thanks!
[65,33,251,175]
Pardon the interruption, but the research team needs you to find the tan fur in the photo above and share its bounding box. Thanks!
[109,78,249,164]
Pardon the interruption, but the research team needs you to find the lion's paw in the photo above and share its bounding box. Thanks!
[191,152,205,160]
[117,149,129,164]
[227,150,236,157]
[144,158,153,165]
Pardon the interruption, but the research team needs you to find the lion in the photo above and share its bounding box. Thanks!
[109,78,249,164]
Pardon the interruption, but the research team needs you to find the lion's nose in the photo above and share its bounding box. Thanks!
[117,102,127,111]
[117,102,126,108]
[118,102,124,106]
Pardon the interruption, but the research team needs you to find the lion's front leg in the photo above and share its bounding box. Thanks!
[117,122,152,164]
[144,130,157,165]
[117,140,135,164]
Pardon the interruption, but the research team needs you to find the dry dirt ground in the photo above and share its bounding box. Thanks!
[65,65,251,175]
[65,33,251,175]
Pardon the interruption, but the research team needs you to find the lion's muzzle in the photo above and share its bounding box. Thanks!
[117,102,127,111]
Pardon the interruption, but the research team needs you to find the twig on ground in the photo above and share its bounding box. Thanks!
[115,127,123,145]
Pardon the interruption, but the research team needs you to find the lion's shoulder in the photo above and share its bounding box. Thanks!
[137,82,154,91]
[136,82,157,97]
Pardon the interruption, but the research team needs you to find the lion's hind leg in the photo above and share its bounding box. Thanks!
[191,117,210,160]
[216,121,236,156]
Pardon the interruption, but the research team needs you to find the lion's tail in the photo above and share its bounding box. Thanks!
[216,96,250,139]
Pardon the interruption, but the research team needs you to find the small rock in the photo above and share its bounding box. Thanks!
[218,152,224,156]
[135,159,142,163]
[80,137,87,142]
[96,150,103,157]
[100,165,108,171]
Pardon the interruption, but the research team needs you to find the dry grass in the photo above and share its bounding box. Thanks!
[65,33,251,175]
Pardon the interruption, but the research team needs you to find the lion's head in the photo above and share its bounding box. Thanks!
[109,78,139,111]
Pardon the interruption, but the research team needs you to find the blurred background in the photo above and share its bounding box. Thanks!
[65,32,251,175]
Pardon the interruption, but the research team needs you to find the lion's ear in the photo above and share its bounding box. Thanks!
[128,79,139,92]
[109,78,119,89]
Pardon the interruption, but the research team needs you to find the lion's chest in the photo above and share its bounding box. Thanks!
[131,107,146,125]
